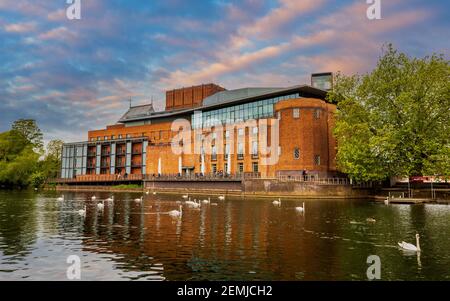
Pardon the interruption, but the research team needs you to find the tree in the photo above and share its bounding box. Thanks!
[11,119,44,151]
[0,120,43,188]
[46,139,64,161]
[0,121,64,188]
[328,44,450,181]
[40,139,64,181]
[0,143,39,187]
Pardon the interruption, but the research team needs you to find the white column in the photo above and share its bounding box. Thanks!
[200,153,205,175]
[178,156,182,175]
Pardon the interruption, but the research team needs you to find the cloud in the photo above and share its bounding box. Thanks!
[239,0,326,39]
[47,9,66,22]
[3,21,37,33]
[38,26,77,41]
[0,0,446,143]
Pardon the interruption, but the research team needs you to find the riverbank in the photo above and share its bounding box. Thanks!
[48,184,450,203]
[50,185,373,200]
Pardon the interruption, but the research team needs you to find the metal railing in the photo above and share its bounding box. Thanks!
[55,174,144,183]
[275,175,349,185]
[53,173,372,187]
[143,173,243,181]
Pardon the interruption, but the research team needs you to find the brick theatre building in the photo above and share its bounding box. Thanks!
[61,73,339,181]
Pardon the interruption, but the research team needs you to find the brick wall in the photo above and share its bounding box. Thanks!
[165,84,226,111]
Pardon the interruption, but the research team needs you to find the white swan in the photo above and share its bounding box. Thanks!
[56,195,64,202]
[272,198,281,206]
[295,202,305,213]
[152,191,157,195]
[78,205,86,217]
[106,196,114,202]
[168,205,183,218]
[186,199,200,209]
[202,197,210,204]
[182,194,189,199]
[398,234,421,252]
[366,217,376,223]
[91,195,96,201]
[218,195,225,201]
[97,201,104,210]
[134,196,143,203]
[145,190,149,195]
[384,197,390,205]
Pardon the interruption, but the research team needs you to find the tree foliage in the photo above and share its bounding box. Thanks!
[0,130,39,187]
[12,119,44,152]
[328,44,450,181]
[0,120,63,188]
[39,139,64,181]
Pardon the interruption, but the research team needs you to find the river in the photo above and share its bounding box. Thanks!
[0,190,449,280]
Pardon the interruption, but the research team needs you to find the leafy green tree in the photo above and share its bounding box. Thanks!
[46,139,64,161]
[328,44,450,181]
[0,144,39,187]
[0,120,44,188]
[0,130,30,162]
[0,121,64,188]
[30,171,46,188]
[39,139,64,182]
[11,119,44,152]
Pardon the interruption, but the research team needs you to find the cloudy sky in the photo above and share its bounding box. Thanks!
[1,0,448,143]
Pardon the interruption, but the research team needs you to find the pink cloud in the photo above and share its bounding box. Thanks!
[38,26,77,41]
[239,0,327,39]
[0,0,50,17]
[47,9,66,22]
[4,21,37,33]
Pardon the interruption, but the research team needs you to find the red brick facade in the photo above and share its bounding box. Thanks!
[86,96,337,178]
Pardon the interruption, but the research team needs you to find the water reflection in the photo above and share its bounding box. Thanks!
[0,190,449,280]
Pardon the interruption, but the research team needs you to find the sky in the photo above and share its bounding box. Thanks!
[0,0,449,144]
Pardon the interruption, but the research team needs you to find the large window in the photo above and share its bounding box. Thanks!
[211,145,217,161]
[293,108,300,119]
[314,109,321,119]
[192,93,301,129]
[314,155,321,165]
[252,162,258,173]
[237,142,244,159]
[252,141,258,157]
[238,163,244,174]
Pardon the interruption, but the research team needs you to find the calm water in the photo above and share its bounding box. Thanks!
[0,190,449,281]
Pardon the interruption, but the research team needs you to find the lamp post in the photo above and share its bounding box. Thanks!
[431,178,433,200]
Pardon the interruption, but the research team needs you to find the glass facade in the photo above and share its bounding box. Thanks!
[192,93,301,129]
